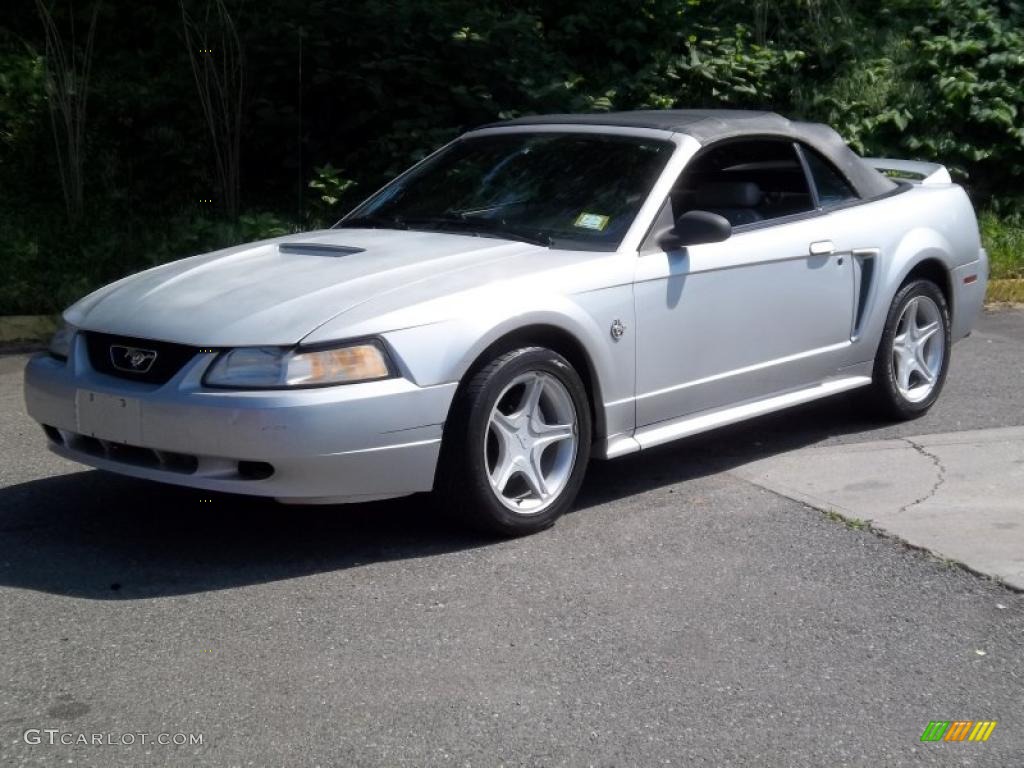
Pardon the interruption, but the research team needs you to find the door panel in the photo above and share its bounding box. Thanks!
[633,216,856,427]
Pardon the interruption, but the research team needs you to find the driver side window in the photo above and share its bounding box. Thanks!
[669,139,815,228]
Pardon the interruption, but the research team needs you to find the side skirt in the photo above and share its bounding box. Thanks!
[599,375,872,458]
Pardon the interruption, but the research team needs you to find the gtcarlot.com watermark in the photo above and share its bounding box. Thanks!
[23,729,204,747]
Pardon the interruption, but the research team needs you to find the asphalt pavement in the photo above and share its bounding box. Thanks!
[1,309,1022,767]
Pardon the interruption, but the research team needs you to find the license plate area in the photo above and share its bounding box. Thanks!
[75,390,142,444]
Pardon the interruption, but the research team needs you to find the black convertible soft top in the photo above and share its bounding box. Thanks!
[481,109,897,200]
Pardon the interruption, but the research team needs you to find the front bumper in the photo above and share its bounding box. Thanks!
[23,335,457,503]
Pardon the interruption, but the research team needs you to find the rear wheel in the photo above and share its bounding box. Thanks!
[437,347,591,536]
[869,279,951,420]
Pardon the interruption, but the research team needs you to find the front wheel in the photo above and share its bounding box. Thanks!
[437,346,592,536]
[869,279,951,420]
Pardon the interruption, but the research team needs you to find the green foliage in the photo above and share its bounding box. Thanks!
[796,0,1024,193]
[0,48,44,152]
[901,0,1024,194]
[307,164,357,227]
[2,0,1024,314]
[640,24,806,109]
[0,221,43,316]
[798,48,916,156]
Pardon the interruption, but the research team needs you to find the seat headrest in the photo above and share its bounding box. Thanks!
[695,181,763,209]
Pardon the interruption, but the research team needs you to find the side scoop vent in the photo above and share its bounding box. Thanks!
[851,249,879,340]
[278,242,366,257]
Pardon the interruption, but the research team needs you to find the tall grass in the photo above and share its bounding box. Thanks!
[979,211,1024,280]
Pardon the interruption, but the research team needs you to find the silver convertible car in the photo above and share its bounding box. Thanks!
[25,110,988,535]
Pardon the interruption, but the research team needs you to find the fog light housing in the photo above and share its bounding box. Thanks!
[237,460,274,480]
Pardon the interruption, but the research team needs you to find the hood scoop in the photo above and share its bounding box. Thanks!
[278,242,366,257]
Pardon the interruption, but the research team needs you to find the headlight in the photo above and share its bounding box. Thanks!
[203,341,394,388]
[48,321,77,361]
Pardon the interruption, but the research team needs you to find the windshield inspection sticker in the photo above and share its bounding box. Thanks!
[574,213,610,231]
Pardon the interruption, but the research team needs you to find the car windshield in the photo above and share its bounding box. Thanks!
[338,132,676,250]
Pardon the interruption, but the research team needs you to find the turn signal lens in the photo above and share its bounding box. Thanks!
[204,341,393,388]
[48,321,77,361]
[286,344,391,386]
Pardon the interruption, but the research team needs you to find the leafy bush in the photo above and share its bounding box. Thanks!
[900,0,1024,196]
[3,0,1024,315]
[797,46,916,157]
[307,164,358,227]
[661,25,805,107]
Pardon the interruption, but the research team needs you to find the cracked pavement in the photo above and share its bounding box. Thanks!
[734,426,1024,588]
[898,437,947,515]
[1,309,1022,766]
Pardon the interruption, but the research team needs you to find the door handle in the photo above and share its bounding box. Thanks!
[809,240,835,256]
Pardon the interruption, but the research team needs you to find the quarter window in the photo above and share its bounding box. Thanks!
[802,147,859,207]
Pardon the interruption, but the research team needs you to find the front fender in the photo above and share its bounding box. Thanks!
[301,248,639,442]
[379,286,636,442]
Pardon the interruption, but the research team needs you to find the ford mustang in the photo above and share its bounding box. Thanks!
[24,110,988,535]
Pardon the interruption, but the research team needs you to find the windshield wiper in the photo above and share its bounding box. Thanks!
[336,214,409,230]
[401,216,552,247]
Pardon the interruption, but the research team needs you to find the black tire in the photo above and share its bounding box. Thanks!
[869,278,952,420]
[436,346,592,537]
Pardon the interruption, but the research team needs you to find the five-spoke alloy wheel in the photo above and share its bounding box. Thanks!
[892,294,944,403]
[485,371,578,515]
[871,279,951,420]
[438,346,591,536]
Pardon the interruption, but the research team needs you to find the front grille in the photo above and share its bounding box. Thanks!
[84,332,200,385]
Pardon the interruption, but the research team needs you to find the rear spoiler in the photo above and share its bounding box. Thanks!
[864,158,952,185]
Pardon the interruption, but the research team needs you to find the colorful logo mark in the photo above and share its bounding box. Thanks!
[920,721,997,742]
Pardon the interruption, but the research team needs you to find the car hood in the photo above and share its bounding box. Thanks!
[66,229,544,346]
